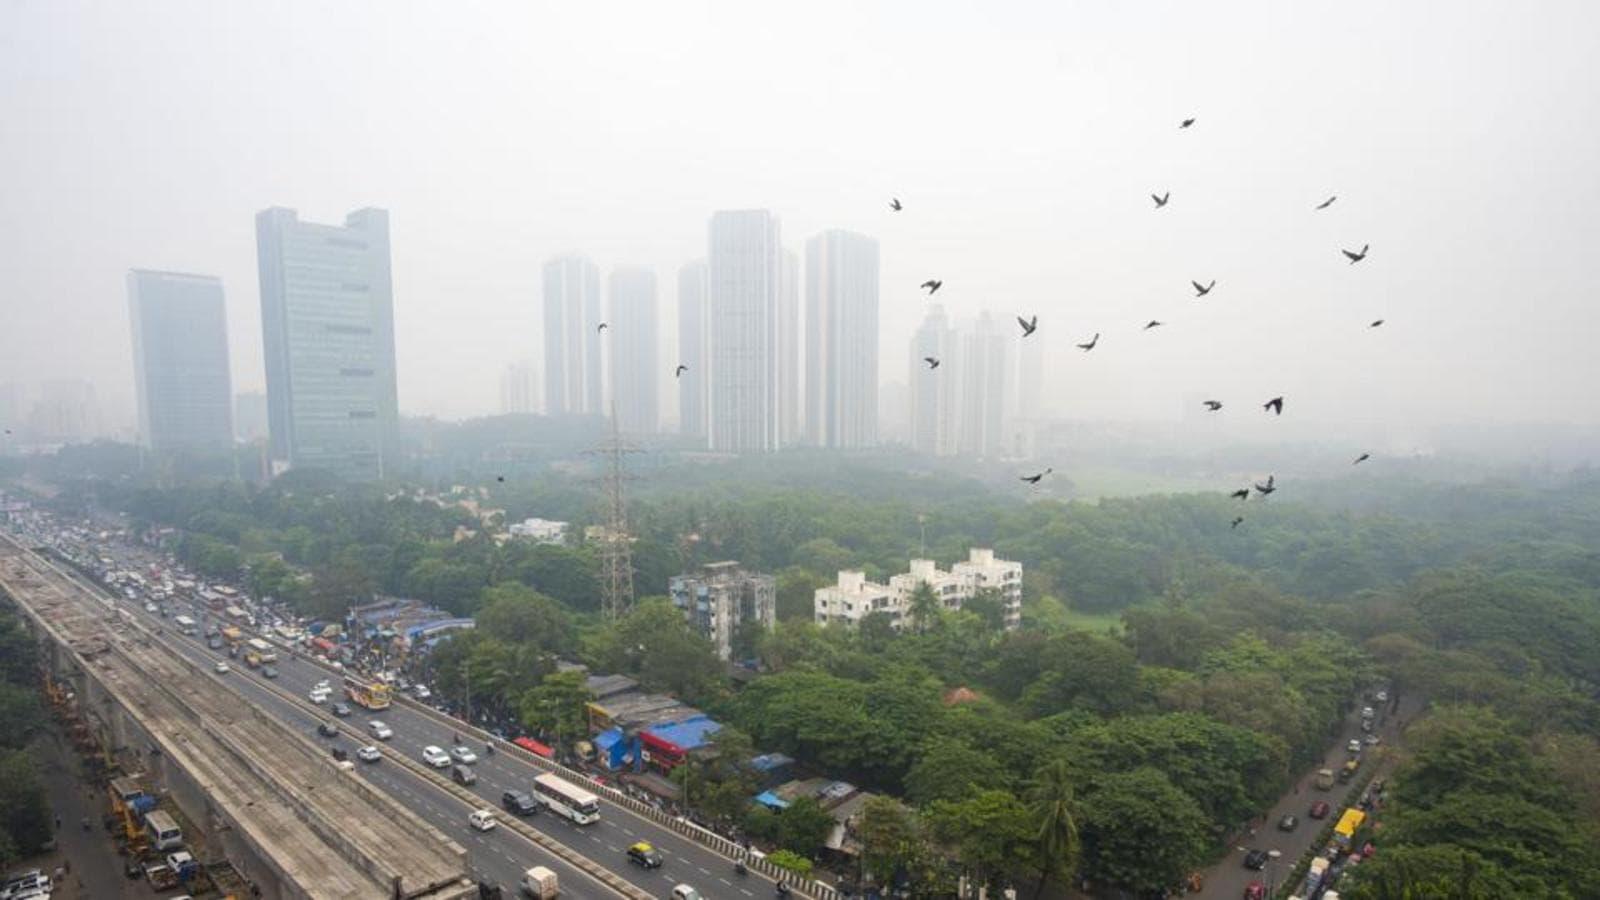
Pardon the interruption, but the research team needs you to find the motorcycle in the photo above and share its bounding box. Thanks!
[776,882,791,897]
[733,861,748,876]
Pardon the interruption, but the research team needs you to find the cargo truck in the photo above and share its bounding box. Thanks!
[520,866,558,899]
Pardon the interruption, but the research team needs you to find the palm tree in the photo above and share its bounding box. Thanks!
[1026,757,1080,899]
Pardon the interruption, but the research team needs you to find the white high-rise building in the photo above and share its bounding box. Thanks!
[608,266,660,434]
[499,362,538,415]
[256,207,398,480]
[780,248,801,447]
[909,305,958,456]
[677,260,709,442]
[957,312,1009,459]
[126,270,234,452]
[542,253,603,416]
[707,210,782,453]
[804,230,880,448]
[815,549,1023,630]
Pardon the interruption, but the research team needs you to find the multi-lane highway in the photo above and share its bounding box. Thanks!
[37,548,781,900]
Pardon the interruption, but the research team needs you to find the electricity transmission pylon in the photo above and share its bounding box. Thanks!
[593,402,636,621]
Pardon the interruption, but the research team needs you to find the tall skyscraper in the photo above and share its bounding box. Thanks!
[804,230,880,448]
[909,305,957,456]
[957,312,1009,458]
[779,248,801,447]
[542,254,604,417]
[499,362,538,415]
[707,210,782,453]
[256,207,399,480]
[677,260,709,442]
[608,266,660,434]
[126,270,234,452]
[234,391,269,443]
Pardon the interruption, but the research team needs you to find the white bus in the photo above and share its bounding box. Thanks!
[174,615,197,636]
[532,773,601,825]
[244,638,278,663]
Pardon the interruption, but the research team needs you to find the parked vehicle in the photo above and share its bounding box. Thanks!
[1309,800,1332,819]
[1278,814,1298,831]
[1243,849,1269,870]
[1315,768,1336,790]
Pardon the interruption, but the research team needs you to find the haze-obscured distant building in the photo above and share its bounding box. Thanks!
[816,549,1022,630]
[707,210,782,453]
[28,378,102,443]
[677,260,709,442]
[608,266,659,434]
[507,517,568,545]
[908,305,957,456]
[499,362,538,415]
[669,561,776,660]
[126,270,234,452]
[543,253,604,416]
[256,206,399,480]
[780,248,801,447]
[805,229,879,448]
[234,391,269,443]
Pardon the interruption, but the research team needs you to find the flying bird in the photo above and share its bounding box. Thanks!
[1076,333,1100,351]
[1180,117,1196,128]
[1369,319,1385,328]
[1231,516,1244,529]
[1202,400,1223,411]
[1263,396,1284,416]
[1315,196,1337,210]
[1343,244,1370,264]
[675,364,689,378]
[1229,488,1250,500]
[596,322,609,333]
[1144,320,1163,330]
[496,475,505,483]
[1152,191,1170,208]
[1020,468,1053,485]
[921,280,943,294]
[890,197,903,212]
[1353,453,1371,465]
[1017,315,1038,337]
[1254,474,1277,496]
[1192,279,1216,297]
[923,356,941,369]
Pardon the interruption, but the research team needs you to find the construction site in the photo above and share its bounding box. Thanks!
[0,532,480,900]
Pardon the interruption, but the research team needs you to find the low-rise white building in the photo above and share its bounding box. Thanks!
[814,548,1023,629]
[507,517,568,545]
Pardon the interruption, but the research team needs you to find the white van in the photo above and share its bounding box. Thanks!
[145,810,183,850]
[468,809,497,832]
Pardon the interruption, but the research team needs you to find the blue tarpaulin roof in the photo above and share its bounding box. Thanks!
[640,715,721,752]
[593,728,626,750]
[754,791,790,810]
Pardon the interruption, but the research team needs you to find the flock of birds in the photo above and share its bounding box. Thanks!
[903,115,1382,531]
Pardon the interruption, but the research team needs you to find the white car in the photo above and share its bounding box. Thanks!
[450,745,478,765]
[412,684,432,700]
[422,745,451,768]
[356,745,383,763]
[315,679,331,690]
[368,721,393,741]
[468,809,497,831]
[1347,739,1363,754]
[1365,733,1382,745]
[309,689,330,704]
[1375,690,1389,703]
[213,661,230,674]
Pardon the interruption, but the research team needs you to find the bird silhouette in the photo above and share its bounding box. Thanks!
[1020,467,1053,485]
[675,364,689,378]
[1017,315,1038,337]
[1076,333,1100,351]
[1231,516,1245,529]
[921,280,943,294]
[1369,319,1385,328]
[1315,196,1337,210]
[1343,244,1369,264]
[596,323,609,333]
[1152,192,1170,208]
[1254,474,1277,495]
[1192,279,1216,297]
[923,357,941,369]
[1230,488,1250,500]
[1144,320,1163,330]
[1353,453,1370,465]
[496,475,505,483]
[1180,118,1196,128]
[1263,396,1284,415]
[890,197,903,212]
[1202,400,1223,411]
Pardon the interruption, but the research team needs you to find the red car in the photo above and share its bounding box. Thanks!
[1244,881,1265,900]
[1309,800,1331,819]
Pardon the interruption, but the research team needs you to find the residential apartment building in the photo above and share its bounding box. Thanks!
[804,229,880,448]
[707,210,782,453]
[542,253,604,416]
[255,207,399,480]
[608,266,660,434]
[907,307,1010,459]
[677,260,709,441]
[814,548,1023,629]
[126,269,233,452]
[668,560,776,661]
[499,362,538,415]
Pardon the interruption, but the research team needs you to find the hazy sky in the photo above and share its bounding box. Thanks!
[3,0,1598,437]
